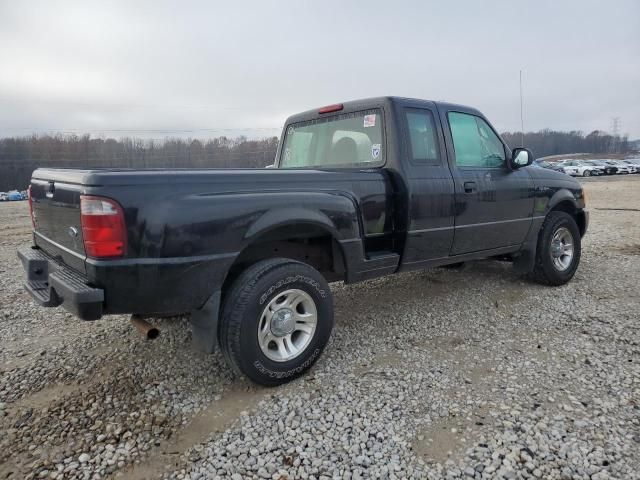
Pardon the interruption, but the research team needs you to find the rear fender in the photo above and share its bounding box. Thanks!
[244,207,345,243]
[191,197,361,354]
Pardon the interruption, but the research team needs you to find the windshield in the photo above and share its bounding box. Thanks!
[279,109,384,168]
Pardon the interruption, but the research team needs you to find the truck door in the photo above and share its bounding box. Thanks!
[439,107,534,255]
[398,102,456,267]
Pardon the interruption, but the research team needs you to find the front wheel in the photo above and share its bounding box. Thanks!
[530,211,581,286]
[220,258,334,386]
[582,169,591,177]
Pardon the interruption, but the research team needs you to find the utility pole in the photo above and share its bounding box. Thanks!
[611,117,620,153]
[612,117,620,137]
[519,70,524,147]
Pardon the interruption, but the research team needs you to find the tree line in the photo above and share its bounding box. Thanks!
[0,129,635,191]
[501,129,631,158]
[0,135,279,191]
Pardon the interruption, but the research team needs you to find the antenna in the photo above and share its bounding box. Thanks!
[519,70,524,147]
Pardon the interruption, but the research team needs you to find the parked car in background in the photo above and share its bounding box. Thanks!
[605,160,632,174]
[532,160,564,172]
[0,192,8,201]
[557,160,599,177]
[7,191,23,201]
[625,158,640,169]
[583,160,618,175]
[618,160,640,173]
[532,160,552,169]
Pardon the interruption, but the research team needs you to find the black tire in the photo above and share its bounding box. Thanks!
[219,258,333,386]
[530,211,581,286]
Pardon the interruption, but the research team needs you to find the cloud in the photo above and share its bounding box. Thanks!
[1,0,639,138]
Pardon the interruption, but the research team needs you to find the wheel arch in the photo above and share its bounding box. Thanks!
[191,203,354,357]
[514,189,585,274]
[547,193,587,237]
[222,210,349,296]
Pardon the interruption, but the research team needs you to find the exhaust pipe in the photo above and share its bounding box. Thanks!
[130,315,160,340]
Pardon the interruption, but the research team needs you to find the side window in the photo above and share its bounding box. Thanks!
[448,112,505,168]
[405,108,440,164]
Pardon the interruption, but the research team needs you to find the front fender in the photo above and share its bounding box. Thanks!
[546,188,578,213]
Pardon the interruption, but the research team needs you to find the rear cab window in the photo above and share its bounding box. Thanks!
[404,108,440,165]
[280,109,384,168]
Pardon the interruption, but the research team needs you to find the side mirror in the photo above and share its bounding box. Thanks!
[510,148,533,169]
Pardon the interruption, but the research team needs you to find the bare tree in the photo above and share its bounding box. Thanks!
[0,135,279,191]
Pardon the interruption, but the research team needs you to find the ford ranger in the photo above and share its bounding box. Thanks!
[18,97,588,385]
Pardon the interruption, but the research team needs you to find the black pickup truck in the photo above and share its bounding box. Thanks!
[19,97,588,385]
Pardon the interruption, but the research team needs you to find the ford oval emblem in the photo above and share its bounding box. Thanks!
[68,226,79,238]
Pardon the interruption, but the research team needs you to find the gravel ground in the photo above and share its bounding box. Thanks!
[0,175,638,480]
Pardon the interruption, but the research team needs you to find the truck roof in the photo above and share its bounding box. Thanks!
[286,96,483,124]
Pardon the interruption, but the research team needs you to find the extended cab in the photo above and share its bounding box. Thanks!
[19,97,588,385]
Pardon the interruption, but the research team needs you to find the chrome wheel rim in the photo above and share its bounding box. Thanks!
[550,227,574,271]
[257,289,317,362]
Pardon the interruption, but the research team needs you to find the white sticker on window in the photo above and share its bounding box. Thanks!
[287,126,294,135]
[363,114,376,128]
[371,144,381,159]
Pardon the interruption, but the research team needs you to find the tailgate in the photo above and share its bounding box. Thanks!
[30,172,86,273]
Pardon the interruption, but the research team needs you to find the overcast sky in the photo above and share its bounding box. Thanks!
[1,0,639,140]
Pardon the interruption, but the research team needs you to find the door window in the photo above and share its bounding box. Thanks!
[405,108,440,164]
[448,112,505,168]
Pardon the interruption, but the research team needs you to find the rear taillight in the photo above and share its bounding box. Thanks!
[27,185,35,229]
[80,196,127,258]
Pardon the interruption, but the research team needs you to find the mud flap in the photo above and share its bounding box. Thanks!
[512,246,536,274]
[190,290,221,354]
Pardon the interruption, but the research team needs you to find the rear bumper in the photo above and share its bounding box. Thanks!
[17,246,104,320]
[18,245,237,319]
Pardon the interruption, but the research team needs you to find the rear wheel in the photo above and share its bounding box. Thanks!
[530,211,581,286]
[220,258,333,386]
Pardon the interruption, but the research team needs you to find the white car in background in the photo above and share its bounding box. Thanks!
[557,160,600,177]
[604,160,633,174]
[619,159,640,173]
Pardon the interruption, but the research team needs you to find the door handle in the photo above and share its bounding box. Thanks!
[463,181,476,193]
